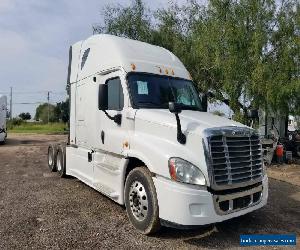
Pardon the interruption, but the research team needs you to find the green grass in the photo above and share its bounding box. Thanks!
[8,122,68,134]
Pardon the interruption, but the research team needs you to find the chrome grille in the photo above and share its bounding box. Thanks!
[209,134,263,187]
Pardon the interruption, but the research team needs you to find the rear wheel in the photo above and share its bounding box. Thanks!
[47,144,57,172]
[56,145,66,178]
[124,167,160,234]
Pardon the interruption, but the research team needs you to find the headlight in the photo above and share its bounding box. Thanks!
[168,158,206,185]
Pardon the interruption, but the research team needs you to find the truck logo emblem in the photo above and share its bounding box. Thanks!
[232,130,247,136]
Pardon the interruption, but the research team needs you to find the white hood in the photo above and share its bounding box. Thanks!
[132,109,247,181]
[135,109,246,136]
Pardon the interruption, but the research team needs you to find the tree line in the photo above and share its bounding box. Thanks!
[35,100,69,123]
[16,100,69,123]
[95,0,300,121]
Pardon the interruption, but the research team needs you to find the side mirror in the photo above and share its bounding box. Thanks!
[247,109,259,119]
[168,102,186,144]
[98,84,108,110]
[169,102,182,114]
[199,93,208,112]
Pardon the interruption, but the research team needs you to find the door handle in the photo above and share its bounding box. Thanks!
[101,130,105,144]
[88,150,95,162]
[88,151,92,162]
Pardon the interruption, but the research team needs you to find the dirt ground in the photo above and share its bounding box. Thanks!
[267,164,300,187]
[0,134,299,250]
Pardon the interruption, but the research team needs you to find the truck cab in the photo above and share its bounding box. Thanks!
[49,34,268,234]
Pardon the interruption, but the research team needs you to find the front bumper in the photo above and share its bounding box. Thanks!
[153,175,268,226]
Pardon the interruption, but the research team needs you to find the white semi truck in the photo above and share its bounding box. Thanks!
[0,95,7,144]
[48,34,268,234]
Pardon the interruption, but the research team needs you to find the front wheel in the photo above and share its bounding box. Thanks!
[124,167,160,234]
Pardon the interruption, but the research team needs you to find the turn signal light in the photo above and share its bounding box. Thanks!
[169,159,177,181]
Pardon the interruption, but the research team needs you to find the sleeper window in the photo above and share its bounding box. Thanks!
[106,77,124,111]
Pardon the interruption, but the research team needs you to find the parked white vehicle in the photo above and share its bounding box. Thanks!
[0,95,7,144]
[48,34,268,234]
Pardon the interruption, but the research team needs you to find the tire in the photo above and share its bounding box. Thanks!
[47,144,57,172]
[56,145,66,178]
[124,167,161,235]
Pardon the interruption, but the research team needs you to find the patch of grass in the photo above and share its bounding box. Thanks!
[8,122,68,134]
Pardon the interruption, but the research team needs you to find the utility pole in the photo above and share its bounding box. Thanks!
[47,91,50,123]
[10,87,12,120]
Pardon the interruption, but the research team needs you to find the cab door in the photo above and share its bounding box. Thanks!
[93,70,129,198]
[94,71,128,154]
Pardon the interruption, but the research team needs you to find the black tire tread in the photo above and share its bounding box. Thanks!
[57,144,66,178]
[125,166,161,235]
[48,144,57,172]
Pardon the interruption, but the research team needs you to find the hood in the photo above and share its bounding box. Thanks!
[135,109,246,135]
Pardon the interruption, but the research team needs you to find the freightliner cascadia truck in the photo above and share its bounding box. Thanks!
[0,95,7,144]
[48,34,268,234]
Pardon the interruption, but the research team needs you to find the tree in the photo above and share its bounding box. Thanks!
[265,0,300,115]
[18,112,31,120]
[94,0,152,42]
[54,99,69,123]
[35,100,69,123]
[97,0,300,119]
[35,103,57,123]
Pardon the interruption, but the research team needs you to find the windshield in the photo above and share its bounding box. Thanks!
[127,73,204,111]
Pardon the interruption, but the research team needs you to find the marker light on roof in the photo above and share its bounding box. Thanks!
[131,64,136,70]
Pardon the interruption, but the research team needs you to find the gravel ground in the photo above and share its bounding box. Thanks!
[0,134,299,250]
[267,164,300,187]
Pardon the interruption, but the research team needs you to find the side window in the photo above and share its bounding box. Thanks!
[106,77,124,111]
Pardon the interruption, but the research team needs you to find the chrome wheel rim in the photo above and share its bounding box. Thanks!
[57,153,62,171]
[48,150,53,166]
[129,181,148,221]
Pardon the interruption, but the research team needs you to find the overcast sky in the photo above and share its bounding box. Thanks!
[0,0,228,119]
[0,0,178,117]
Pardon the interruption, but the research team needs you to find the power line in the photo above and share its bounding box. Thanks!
[12,102,57,105]
[10,92,66,95]
[1,88,67,117]
[0,91,67,95]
